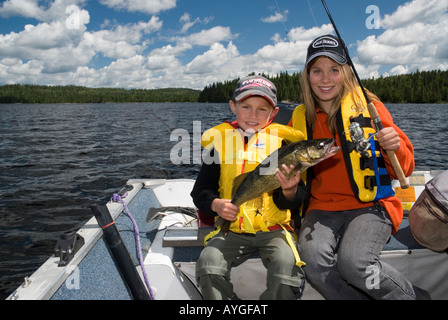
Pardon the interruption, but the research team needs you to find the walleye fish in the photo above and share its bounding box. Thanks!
[217,138,340,232]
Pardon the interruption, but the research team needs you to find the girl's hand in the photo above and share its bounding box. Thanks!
[377,127,401,151]
[276,164,301,200]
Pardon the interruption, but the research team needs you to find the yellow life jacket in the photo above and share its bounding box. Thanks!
[201,122,306,267]
[291,87,395,203]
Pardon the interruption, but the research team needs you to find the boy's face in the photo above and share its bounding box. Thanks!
[230,96,279,133]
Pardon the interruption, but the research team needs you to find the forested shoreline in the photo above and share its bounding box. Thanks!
[0,85,201,104]
[199,70,448,104]
[1,69,448,104]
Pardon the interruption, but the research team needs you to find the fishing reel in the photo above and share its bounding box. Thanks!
[348,122,374,158]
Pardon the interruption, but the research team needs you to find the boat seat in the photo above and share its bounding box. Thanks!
[197,210,215,228]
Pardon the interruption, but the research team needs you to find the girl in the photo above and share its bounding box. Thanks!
[291,34,429,299]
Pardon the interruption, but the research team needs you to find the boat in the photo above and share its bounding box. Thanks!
[6,170,448,301]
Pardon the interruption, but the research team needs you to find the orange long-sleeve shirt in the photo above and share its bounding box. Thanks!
[300,101,414,234]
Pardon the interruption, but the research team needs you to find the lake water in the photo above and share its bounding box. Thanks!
[1,102,447,299]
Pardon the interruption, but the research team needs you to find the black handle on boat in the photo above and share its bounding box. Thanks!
[91,205,151,300]
[320,0,409,189]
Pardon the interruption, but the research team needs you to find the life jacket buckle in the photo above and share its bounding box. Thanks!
[365,176,376,191]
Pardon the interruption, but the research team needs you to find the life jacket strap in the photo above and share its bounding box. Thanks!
[278,224,306,268]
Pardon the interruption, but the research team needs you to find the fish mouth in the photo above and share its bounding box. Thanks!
[313,140,340,163]
[301,140,340,168]
[321,146,340,161]
[323,141,341,159]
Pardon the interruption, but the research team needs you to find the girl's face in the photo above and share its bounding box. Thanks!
[309,56,343,112]
[230,96,278,133]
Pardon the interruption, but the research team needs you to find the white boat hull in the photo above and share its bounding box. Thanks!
[7,172,448,300]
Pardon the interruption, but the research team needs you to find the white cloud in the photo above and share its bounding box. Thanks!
[1,0,447,89]
[0,0,89,23]
[147,54,181,71]
[179,13,212,33]
[388,65,410,76]
[178,26,234,47]
[255,24,334,72]
[287,24,333,43]
[185,42,240,74]
[84,33,143,59]
[82,17,162,59]
[356,0,448,78]
[179,13,196,33]
[0,0,45,18]
[99,0,176,14]
[150,43,192,57]
[381,0,448,29]
[0,16,89,63]
[261,10,288,23]
[41,45,94,74]
[1,58,41,77]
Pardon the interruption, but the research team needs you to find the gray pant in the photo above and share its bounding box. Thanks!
[298,205,430,300]
[195,229,305,300]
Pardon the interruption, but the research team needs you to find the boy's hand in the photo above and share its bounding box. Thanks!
[276,164,301,200]
[211,198,239,222]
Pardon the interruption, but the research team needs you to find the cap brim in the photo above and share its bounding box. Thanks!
[234,89,277,107]
[306,52,347,66]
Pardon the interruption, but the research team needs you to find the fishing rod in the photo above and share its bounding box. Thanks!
[320,0,410,189]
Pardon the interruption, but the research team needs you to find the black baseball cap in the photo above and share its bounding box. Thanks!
[305,34,348,66]
[233,75,277,107]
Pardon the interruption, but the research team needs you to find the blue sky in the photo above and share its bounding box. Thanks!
[1,0,447,89]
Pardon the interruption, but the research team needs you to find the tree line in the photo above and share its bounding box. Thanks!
[198,72,302,103]
[1,69,448,104]
[363,70,448,103]
[199,70,448,104]
[0,84,201,104]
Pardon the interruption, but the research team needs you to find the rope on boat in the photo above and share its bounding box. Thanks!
[111,192,156,300]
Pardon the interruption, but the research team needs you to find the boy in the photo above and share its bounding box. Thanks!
[191,75,306,300]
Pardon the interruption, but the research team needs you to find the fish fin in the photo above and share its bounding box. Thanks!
[232,172,249,198]
[285,166,300,180]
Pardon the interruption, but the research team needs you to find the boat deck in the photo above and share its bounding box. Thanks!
[7,172,448,300]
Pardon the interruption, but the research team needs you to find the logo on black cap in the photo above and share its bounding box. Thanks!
[312,36,339,49]
[305,34,347,66]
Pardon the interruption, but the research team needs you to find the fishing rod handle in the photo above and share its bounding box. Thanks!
[367,102,410,189]
[386,150,410,189]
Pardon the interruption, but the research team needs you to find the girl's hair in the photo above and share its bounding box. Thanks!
[300,58,379,135]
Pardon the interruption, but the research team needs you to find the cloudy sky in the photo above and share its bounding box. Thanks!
[1,0,447,90]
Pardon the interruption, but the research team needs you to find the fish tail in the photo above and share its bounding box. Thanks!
[221,220,230,235]
[215,217,231,235]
